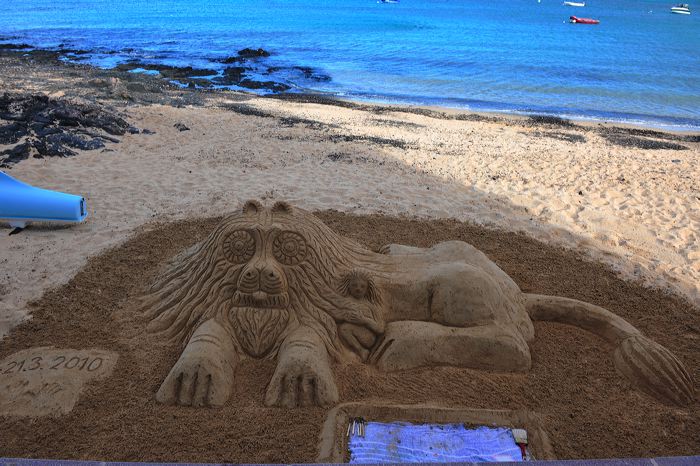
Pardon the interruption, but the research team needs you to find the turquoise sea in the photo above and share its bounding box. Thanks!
[1,0,699,129]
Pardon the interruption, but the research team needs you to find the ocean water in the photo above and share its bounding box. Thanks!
[1,0,699,129]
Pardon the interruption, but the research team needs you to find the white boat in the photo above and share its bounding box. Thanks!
[671,3,691,13]
[564,1,585,6]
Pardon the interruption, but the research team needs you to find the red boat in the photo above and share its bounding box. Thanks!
[570,15,600,24]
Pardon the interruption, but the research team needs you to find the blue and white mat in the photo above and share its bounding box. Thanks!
[348,423,523,463]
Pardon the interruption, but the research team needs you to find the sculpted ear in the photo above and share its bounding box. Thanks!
[243,200,263,214]
[272,201,293,213]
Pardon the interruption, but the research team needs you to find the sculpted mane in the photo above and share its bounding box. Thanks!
[140,201,391,359]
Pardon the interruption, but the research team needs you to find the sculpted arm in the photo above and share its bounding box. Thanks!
[156,318,238,407]
[265,326,338,408]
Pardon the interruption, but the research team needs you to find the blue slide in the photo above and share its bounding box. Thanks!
[0,171,87,229]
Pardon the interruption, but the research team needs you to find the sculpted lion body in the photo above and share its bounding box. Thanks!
[141,201,694,408]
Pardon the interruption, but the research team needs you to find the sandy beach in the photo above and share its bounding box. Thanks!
[0,52,699,461]
[1,52,699,339]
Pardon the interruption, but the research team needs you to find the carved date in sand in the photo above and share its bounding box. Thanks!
[141,200,694,408]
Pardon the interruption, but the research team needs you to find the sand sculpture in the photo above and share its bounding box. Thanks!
[141,200,694,408]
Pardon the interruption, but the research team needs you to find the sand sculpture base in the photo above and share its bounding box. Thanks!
[0,347,117,417]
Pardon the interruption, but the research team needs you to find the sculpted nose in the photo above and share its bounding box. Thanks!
[260,264,283,291]
[239,267,260,292]
[239,262,284,292]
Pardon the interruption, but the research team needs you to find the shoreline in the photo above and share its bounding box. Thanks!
[276,92,700,134]
[2,42,699,134]
[266,92,700,137]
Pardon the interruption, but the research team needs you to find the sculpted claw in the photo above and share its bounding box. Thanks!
[156,355,232,407]
[265,363,338,408]
[265,328,339,408]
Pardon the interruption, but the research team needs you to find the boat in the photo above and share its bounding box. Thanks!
[570,15,600,23]
[0,171,87,231]
[671,3,691,13]
[564,1,585,6]
[378,0,399,3]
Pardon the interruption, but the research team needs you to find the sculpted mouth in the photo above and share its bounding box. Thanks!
[232,290,289,309]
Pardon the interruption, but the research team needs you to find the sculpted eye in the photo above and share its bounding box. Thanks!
[272,231,307,265]
[223,230,255,264]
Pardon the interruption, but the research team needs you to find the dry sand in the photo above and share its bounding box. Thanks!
[1,89,699,339]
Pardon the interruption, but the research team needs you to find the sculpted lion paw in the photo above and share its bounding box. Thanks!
[156,353,233,407]
[613,335,695,406]
[264,354,339,408]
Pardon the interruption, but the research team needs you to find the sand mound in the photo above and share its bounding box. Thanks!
[0,213,697,462]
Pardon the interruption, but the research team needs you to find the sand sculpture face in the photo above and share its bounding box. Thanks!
[142,200,694,409]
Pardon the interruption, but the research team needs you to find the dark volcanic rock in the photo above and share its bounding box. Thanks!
[0,142,31,166]
[47,133,105,151]
[22,49,64,62]
[266,65,331,82]
[219,56,245,64]
[295,66,331,82]
[174,67,218,78]
[0,93,50,121]
[213,65,301,92]
[32,124,61,138]
[0,43,33,50]
[126,82,149,93]
[0,93,137,167]
[114,63,217,79]
[0,122,28,144]
[218,48,270,64]
[238,79,291,92]
[237,47,270,58]
[57,46,90,55]
[213,66,247,85]
[32,137,77,158]
[214,64,294,92]
[174,122,190,132]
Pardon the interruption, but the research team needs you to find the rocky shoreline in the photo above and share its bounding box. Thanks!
[0,42,330,94]
[0,44,698,170]
[1,40,700,136]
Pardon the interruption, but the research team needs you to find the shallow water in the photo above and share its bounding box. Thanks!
[1,0,699,129]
